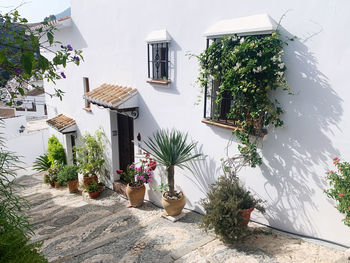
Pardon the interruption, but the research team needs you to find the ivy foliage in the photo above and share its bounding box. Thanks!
[47,135,66,166]
[325,158,350,227]
[197,33,289,167]
[200,176,265,243]
[0,10,83,104]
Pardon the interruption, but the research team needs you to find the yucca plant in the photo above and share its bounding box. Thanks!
[33,154,52,172]
[144,129,202,197]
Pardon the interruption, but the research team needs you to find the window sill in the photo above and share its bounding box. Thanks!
[201,119,267,137]
[147,79,171,85]
[83,107,92,112]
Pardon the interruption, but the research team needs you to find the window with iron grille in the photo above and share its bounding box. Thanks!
[203,38,235,125]
[147,42,169,80]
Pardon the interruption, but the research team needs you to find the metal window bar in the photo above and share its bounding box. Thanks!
[149,43,170,80]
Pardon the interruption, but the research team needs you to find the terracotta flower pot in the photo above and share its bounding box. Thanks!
[88,191,100,199]
[54,182,61,188]
[162,192,186,216]
[67,179,79,193]
[241,207,254,226]
[126,183,145,207]
[83,174,98,186]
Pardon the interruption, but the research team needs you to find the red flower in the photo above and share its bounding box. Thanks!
[145,152,150,157]
[333,157,338,161]
[116,170,123,174]
[325,171,329,174]
[339,167,343,171]
[333,160,339,164]
[339,193,344,197]
[348,207,350,211]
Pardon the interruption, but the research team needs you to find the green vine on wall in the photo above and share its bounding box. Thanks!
[197,32,289,168]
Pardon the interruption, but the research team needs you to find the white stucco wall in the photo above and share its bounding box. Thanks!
[44,0,350,246]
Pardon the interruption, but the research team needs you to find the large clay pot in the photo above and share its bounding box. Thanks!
[126,183,145,207]
[88,191,100,199]
[83,174,98,186]
[162,192,186,216]
[241,207,254,226]
[67,179,79,193]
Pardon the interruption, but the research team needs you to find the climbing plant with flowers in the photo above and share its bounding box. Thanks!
[196,32,289,168]
[117,152,157,186]
[325,157,350,227]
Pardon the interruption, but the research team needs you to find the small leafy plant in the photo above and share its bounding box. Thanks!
[58,165,79,183]
[325,157,350,226]
[85,181,100,193]
[200,176,265,243]
[33,154,52,172]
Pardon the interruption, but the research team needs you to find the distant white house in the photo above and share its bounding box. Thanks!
[43,1,350,247]
[15,86,47,120]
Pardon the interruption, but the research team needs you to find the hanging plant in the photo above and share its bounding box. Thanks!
[196,32,290,167]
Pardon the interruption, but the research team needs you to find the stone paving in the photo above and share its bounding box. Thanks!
[16,172,349,263]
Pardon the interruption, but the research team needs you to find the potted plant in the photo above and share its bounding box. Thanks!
[47,166,59,188]
[58,165,79,193]
[200,176,265,243]
[85,181,103,199]
[144,129,202,216]
[33,154,52,180]
[119,153,156,207]
[75,130,105,186]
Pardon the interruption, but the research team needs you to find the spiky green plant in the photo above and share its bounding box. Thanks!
[144,129,202,197]
[33,154,51,172]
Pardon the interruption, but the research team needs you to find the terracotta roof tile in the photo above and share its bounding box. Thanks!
[47,114,76,132]
[83,84,137,109]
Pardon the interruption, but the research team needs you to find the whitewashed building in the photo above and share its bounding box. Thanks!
[44,1,350,247]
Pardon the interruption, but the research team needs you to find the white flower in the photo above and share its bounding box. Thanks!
[232,36,238,41]
[271,56,278,62]
[257,51,262,57]
[214,65,219,70]
[278,63,284,69]
[240,37,245,44]
[277,71,284,77]
[233,62,241,71]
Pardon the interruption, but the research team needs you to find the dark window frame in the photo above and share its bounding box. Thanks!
[83,77,91,109]
[147,42,169,81]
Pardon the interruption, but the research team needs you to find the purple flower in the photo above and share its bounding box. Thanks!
[74,56,80,61]
[67,44,73,51]
[147,172,151,176]
[61,72,66,78]
[135,174,139,180]
[135,167,141,171]
[15,68,21,75]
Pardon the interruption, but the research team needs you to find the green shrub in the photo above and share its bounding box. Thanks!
[0,219,47,263]
[75,130,105,176]
[33,154,52,172]
[47,166,60,184]
[47,135,66,166]
[58,165,79,183]
[200,176,265,243]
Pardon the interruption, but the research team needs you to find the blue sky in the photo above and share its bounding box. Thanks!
[0,0,70,22]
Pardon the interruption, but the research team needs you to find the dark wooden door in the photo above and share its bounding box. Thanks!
[117,113,134,171]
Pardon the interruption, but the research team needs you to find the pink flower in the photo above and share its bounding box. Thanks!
[325,171,329,174]
[147,179,152,183]
[339,167,343,171]
[339,193,344,197]
[129,164,134,169]
[135,174,139,180]
[116,170,123,174]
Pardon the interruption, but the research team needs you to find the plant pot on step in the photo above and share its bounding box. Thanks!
[54,182,61,188]
[67,179,79,193]
[241,207,254,226]
[126,183,145,207]
[162,191,186,216]
[88,191,100,199]
[83,174,98,186]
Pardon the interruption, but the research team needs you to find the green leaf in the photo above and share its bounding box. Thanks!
[47,32,54,45]
[38,55,49,71]
[20,52,34,75]
[0,50,7,63]
[18,87,24,96]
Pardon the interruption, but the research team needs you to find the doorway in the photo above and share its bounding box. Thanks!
[117,113,134,171]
